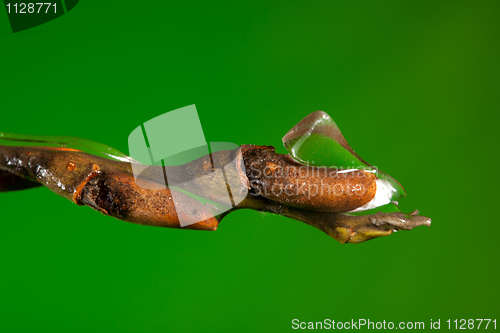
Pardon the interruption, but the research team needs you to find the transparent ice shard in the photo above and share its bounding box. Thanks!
[283,111,406,211]
[0,132,136,163]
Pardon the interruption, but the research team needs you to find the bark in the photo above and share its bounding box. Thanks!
[241,145,376,213]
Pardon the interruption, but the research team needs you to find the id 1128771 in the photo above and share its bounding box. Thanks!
[5,3,57,14]
[445,319,496,330]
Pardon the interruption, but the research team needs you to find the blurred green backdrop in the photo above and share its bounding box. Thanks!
[1,1,499,332]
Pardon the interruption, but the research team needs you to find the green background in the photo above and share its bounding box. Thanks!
[1,1,499,332]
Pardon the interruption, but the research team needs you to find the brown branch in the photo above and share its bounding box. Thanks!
[0,144,430,243]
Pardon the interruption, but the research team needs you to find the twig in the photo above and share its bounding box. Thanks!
[0,144,430,243]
